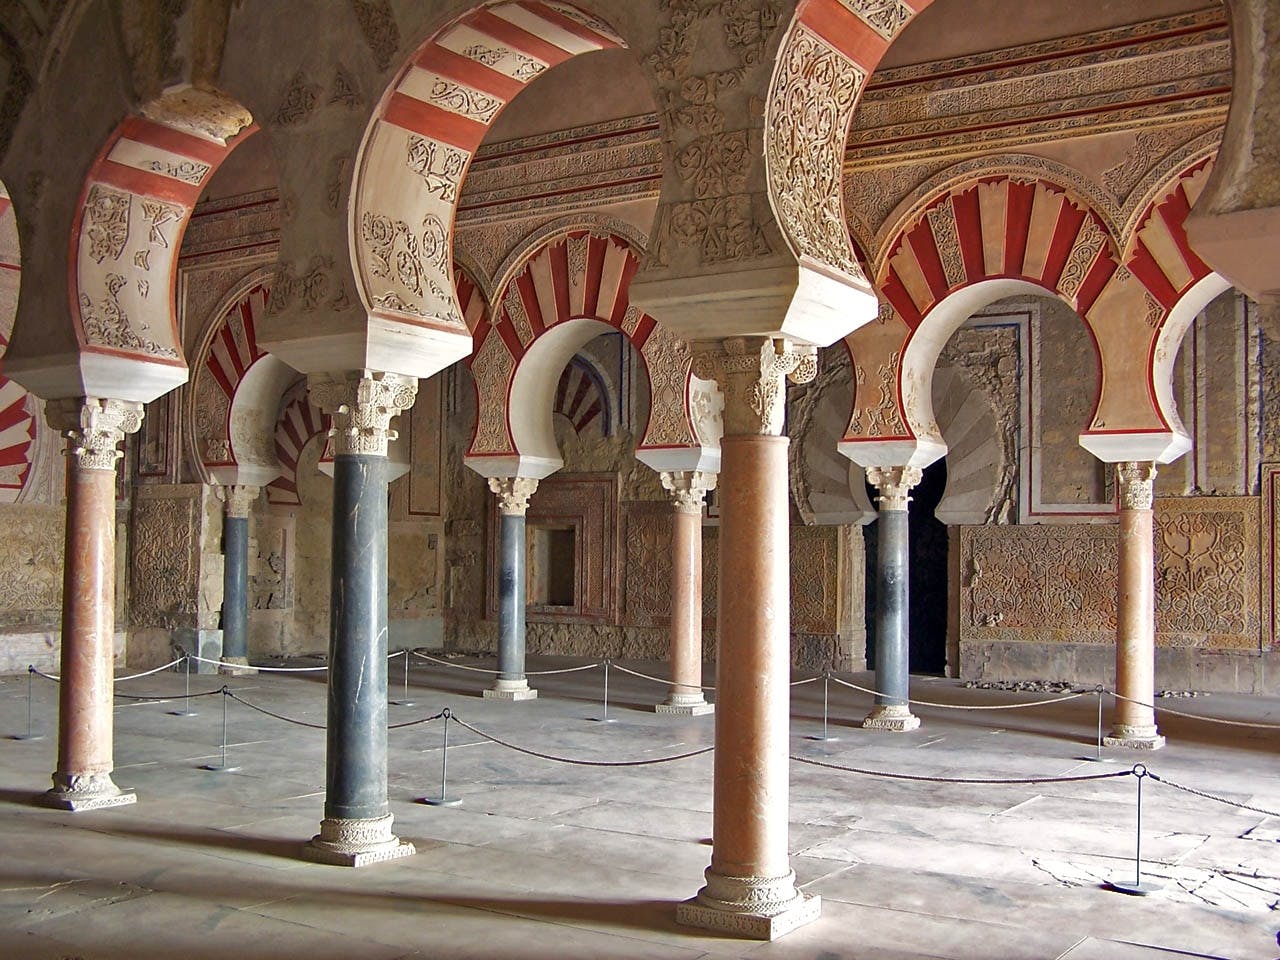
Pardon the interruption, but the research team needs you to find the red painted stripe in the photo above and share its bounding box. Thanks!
[206,355,235,400]
[240,297,262,360]
[554,366,571,411]
[1157,184,1211,284]
[0,197,11,218]
[631,314,656,351]
[413,44,526,100]
[575,401,602,433]
[516,272,545,336]
[0,394,29,432]
[382,92,487,151]
[609,251,640,327]
[220,325,247,380]
[583,235,605,318]
[882,273,922,329]
[523,1,620,48]
[495,309,526,360]
[568,370,592,415]
[1127,242,1179,310]
[282,417,304,455]
[95,160,199,206]
[0,442,31,467]
[1075,255,1118,315]
[1041,202,1087,289]
[118,116,228,165]
[907,218,949,302]
[0,262,20,272]
[950,187,985,281]
[798,0,887,70]
[1003,179,1036,276]
[468,9,575,68]
[551,240,570,325]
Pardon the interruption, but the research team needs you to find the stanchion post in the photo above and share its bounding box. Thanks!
[418,707,461,807]
[391,650,415,707]
[200,687,240,773]
[805,670,839,743]
[1077,685,1115,763]
[1107,764,1160,896]
[8,665,44,741]
[168,655,198,718]
[591,659,617,723]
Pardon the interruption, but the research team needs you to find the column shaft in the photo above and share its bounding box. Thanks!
[497,512,526,683]
[667,508,705,703]
[221,515,249,663]
[41,462,134,809]
[1106,504,1165,748]
[875,508,909,706]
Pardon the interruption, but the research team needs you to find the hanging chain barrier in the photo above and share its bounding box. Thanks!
[451,714,714,767]
[1146,770,1280,818]
[1109,689,1280,731]
[790,753,1136,786]
[220,688,445,732]
[828,674,1088,711]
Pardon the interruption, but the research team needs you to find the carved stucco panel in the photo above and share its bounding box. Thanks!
[130,493,201,629]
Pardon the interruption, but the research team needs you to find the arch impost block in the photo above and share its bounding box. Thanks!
[5,350,189,406]
[259,316,471,383]
[1078,430,1190,466]
[837,436,945,471]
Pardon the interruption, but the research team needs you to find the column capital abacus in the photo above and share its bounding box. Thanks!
[1116,461,1157,511]
[866,465,922,512]
[46,397,145,471]
[690,337,817,437]
[489,476,539,516]
[660,470,717,513]
[217,484,260,519]
[307,370,417,458]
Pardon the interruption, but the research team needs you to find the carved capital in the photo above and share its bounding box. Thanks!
[660,470,717,513]
[690,337,817,436]
[217,484,260,519]
[867,465,922,511]
[47,397,144,471]
[489,476,539,516]
[1117,461,1157,511]
[307,370,417,457]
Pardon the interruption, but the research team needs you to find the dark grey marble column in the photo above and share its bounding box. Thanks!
[219,485,258,676]
[863,466,921,732]
[485,477,538,701]
[304,371,417,866]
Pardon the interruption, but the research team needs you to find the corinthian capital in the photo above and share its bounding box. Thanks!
[866,465,922,512]
[217,484,260,519]
[660,470,717,513]
[47,397,145,471]
[1116,461,1157,511]
[489,477,539,516]
[690,337,817,436]
[307,370,417,457]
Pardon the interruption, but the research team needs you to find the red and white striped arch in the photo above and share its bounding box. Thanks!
[464,230,707,478]
[197,283,270,470]
[351,1,622,369]
[0,182,39,502]
[556,358,609,437]
[266,385,331,507]
[70,90,254,403]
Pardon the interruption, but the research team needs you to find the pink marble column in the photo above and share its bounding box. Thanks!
[1104,461,1166,750]
[677,337,820,940]
[656,471,715,716]
[40,398,144,810]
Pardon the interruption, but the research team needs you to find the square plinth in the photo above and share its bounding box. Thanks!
[676,894,821,941]
[37,789,138,812]
[302,839,416,867]
[1103,734,1166,750]
[655,701,715,716]
[484,687,538,701]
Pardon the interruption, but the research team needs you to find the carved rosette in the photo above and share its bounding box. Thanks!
[307,371,417,458]
[489,477,539,516]
[867,465,923,512]
[47,397,145,471]
[660,470,717,514]
[218,484,260,519]
[1117,461,1158,511]
[692,338,818,437]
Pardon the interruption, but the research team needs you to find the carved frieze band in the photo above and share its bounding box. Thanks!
[867,465,922,511]
[489,476,539,516]
[46,397,145,471]
[691,338,817,437]
[1117,461,1157,511]
[307,370,418,458]
[660,470,717,514]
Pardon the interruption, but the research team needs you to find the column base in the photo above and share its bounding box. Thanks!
[484,678,537,701]
[656,691,714,716]
[1103,723,1166,750]
[37,772,137,812]
[303,813,416,867]
[219,656,258,677]
[676,869,821,941]
[862,703,920,732]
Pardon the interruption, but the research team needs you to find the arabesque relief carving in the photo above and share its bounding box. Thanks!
[130,495,200,629]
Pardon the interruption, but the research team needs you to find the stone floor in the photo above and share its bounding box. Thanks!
[1,654,1278,960]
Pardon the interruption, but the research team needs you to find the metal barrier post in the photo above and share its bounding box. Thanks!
[1078,685,1114,763]
[805,670,839,742]
[1107,764,1160,895]
[419,707,461,806]
[591,659,617,723]
[8,666,43,741]
[200,688,240,773]
[168,656,197,717]
[391,650,415,707]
